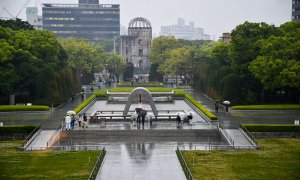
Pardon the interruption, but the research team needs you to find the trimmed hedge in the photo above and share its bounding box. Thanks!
[0,105,50,112]
[117,82,164,87]
[0,125,37,133]
[242,124,300,132]
[231,104,300,110]
[74,89,107,113]
[107,87,174,92]
[74,88,217,120]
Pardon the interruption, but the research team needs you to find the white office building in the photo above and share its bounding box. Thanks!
[160,18,210,40]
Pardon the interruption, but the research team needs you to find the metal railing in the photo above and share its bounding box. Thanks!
[88,147,106,180]
[177,146,194,180]
[46,124,62,148]
[179,144,256,151]
[26,144,103,151]
[19,124,41,150]
[239,124,260,149]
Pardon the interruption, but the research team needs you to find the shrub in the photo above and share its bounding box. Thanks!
[73,94,96,114]
[232,104,300,110]
[94,89,107,97]
[241,124,300,132]
[185,94,217,120]
[0,105,50,112]
[0,125,37,133]
[117,82,164,87]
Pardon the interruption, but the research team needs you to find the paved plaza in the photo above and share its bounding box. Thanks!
[2,87,299,179]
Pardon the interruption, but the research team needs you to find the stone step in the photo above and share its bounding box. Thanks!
[62,129,221,140]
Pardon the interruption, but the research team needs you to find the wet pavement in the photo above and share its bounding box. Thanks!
[185,89,300,128]
[96,143,186,180]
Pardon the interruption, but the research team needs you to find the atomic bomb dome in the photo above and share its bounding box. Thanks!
[114,17,152,82]
[128,17,152,28]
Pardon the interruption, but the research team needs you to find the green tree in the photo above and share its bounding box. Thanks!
[59,38,106,84]
[123,62,134,81]
[106,53,126,82]
[0,18,34,31]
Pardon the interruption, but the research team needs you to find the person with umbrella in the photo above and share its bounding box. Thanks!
[65,114,71,130]
[223,101,230,112]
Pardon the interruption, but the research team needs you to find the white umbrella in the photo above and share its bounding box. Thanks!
[130,113,138,121]
[187,111,196,116]
[146,113,155,120]
[223,101,230,105]
[67,110,76,115]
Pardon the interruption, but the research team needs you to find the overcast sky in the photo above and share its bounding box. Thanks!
[0,0,292,40]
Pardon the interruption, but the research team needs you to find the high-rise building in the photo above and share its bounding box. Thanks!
[292,0,300,21]
[114,17,152,82]
[26,7,43,30]
[42,0,120,43]
[160,18,210,40]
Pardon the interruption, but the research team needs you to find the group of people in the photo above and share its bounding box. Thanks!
[176,111,193,127]
[65,113,88,130]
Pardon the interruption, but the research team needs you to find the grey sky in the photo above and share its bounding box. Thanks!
[0,0,292,39]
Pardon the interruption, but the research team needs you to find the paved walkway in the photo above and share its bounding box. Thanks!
[225,129,253,147]
[27,130,55,150]
[96,143,186,180]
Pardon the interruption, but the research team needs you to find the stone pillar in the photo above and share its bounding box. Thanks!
[9,94,15,105]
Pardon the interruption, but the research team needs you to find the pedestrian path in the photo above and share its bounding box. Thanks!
[96,143,186,180]
[27,130,55,150]
[225,129,253,147]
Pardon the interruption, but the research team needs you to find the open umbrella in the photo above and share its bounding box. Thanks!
[67,110,76,115]
[223,101,230,105]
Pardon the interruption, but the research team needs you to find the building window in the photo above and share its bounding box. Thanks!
[126,47,128,55]
[139,49,143,56]
[138,39,142,44]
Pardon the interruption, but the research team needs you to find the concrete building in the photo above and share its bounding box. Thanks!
[292,0,300,21]
[220,33,232,43]
[160,18,210,40]
[114,17,152,82]
[26,7,43,30]
[42,0,120,43]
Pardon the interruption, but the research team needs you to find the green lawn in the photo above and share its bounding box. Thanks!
[0,141,100,179]
[181,138,300,180]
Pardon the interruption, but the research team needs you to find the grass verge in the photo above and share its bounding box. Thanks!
[231,104,300,110]
[241,124,300,132]
[180,138,300,179]
[0,140,101,179]
[0,105,50,112]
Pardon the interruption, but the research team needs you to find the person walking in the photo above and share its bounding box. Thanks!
[215,101,219,113]
[71,115,75,130]
[78,114,82,127]
[83,113,88,129]
[81,91,84,101]
[65,115,71,130]
[91,87,94,94]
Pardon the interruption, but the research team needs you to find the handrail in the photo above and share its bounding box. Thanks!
[177,146,194,180]
[239,124,260,149]
[178,144,256,151]
[46,124,62,148]
[27,144,103,151]
[18,124,41,150]
[88,147,106,180]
